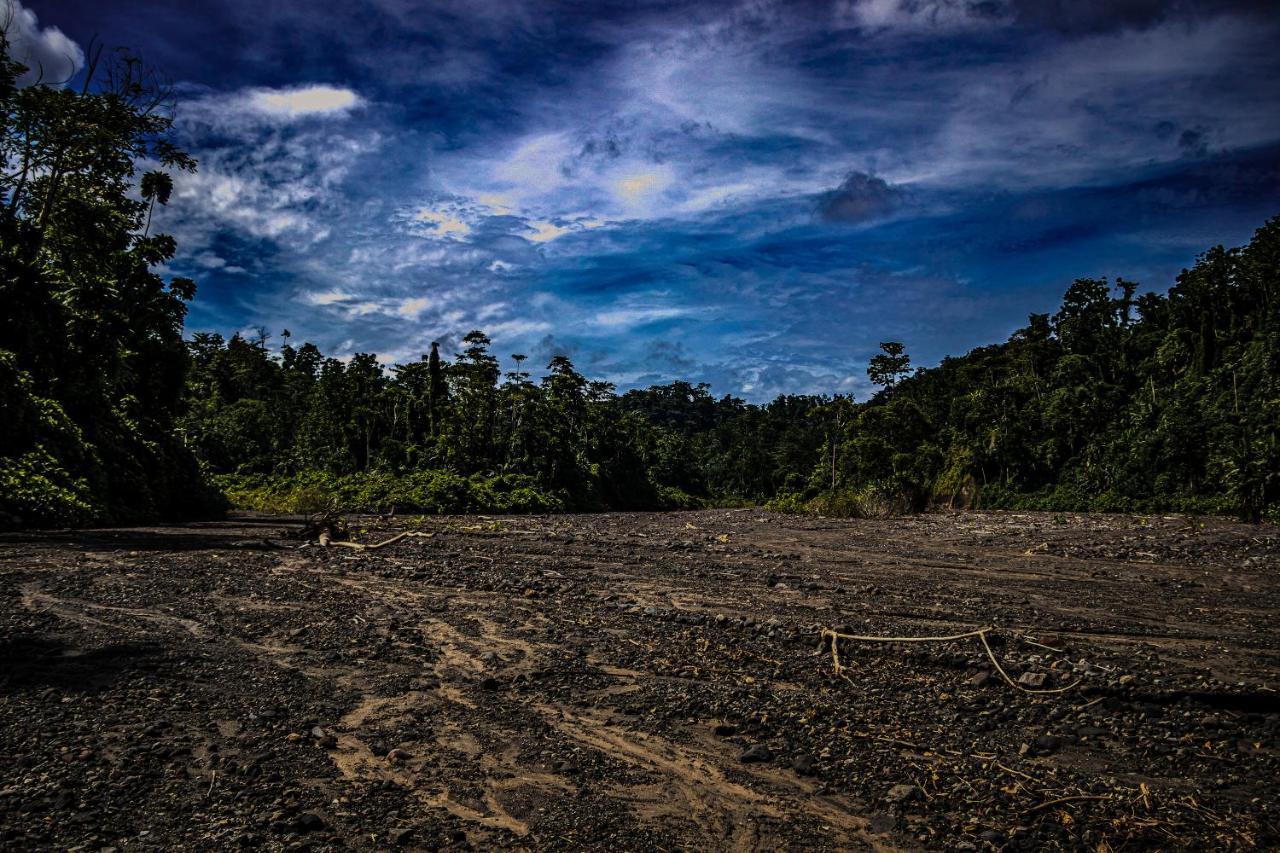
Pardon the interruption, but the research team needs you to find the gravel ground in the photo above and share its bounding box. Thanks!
[1,509,1277,851]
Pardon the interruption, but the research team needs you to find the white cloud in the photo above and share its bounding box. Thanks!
[192,251,227,269]
[492,132,574,194]
[171,167,325,242]
[593,305,690,328]
[612,166,676,215]
[398,296,431,318]
[413,207,472,239]
[476,192,516,214]
[416,28,842,235]
[476,301,508,321]
[246,85,362,118]
[486,318,552,338]
[181,84,365,134]
[526,220,572,243]
[163,94,381,251]
[2,0,83,86]
[676,182,756,214]
[303,289,353,305]
[834,0,1010,32]
[910,15,1280,190]
[616,172,661,199]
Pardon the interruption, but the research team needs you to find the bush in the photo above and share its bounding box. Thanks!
[0,351,225,528]
[214,470,570,515]
[767,485,911,518]
[655,485,704,510]
[765,490,809,514]
[978,482,1242,517]
[0,446,98,528]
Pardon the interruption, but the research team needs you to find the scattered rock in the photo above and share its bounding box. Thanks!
[791,754,816,776]
[1017,672,1048,689]
[1035,734,1061,754]
[289,812,326,834]
[885,784,919,805]
[310,726,336,749]
[1,511,1274,850]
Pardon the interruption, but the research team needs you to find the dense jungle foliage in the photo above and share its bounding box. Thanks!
[182,215,1280,524]
[0,37,222,527]
[1,37,1276,527]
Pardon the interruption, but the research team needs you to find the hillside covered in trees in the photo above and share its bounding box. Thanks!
[0,35,1276,528]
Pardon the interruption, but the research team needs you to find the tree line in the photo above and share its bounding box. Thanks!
[178,217,1279,524]
[809,228,1278,523]
[181,329,832,514]
[0,34,1275,526]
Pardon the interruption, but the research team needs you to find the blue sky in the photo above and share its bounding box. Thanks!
[14,0,1280,399]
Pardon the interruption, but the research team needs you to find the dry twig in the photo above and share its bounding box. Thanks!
[820,624,1083,695]
[317,529,435,550]
[1024,794,1114,814]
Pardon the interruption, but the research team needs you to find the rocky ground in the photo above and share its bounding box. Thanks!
[0,509,1277,851]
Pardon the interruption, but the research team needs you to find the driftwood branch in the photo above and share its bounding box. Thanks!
[317,529,434,550]
[820,625,1082,695]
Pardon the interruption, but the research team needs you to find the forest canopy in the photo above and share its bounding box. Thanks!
[177,215,1280,524]
[0,35,1276,527]
[0,34,221,527]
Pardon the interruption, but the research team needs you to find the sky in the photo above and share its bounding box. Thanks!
[11,0,1280,400]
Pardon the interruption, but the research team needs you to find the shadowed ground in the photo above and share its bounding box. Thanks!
[0,510,1276,850]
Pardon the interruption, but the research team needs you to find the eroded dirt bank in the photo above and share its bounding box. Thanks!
[1,510,1277,850]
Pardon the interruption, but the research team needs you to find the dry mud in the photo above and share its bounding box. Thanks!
[1,509,1277,850]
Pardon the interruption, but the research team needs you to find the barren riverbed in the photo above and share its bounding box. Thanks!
[1,510,1277,850]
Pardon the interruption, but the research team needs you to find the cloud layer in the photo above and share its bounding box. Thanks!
[2,0,83,85]
[36,0,1280,400]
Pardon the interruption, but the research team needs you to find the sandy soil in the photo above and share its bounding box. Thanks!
[1,509,1277,850]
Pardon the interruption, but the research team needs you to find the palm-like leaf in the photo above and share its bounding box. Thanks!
[140,170,173,205]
